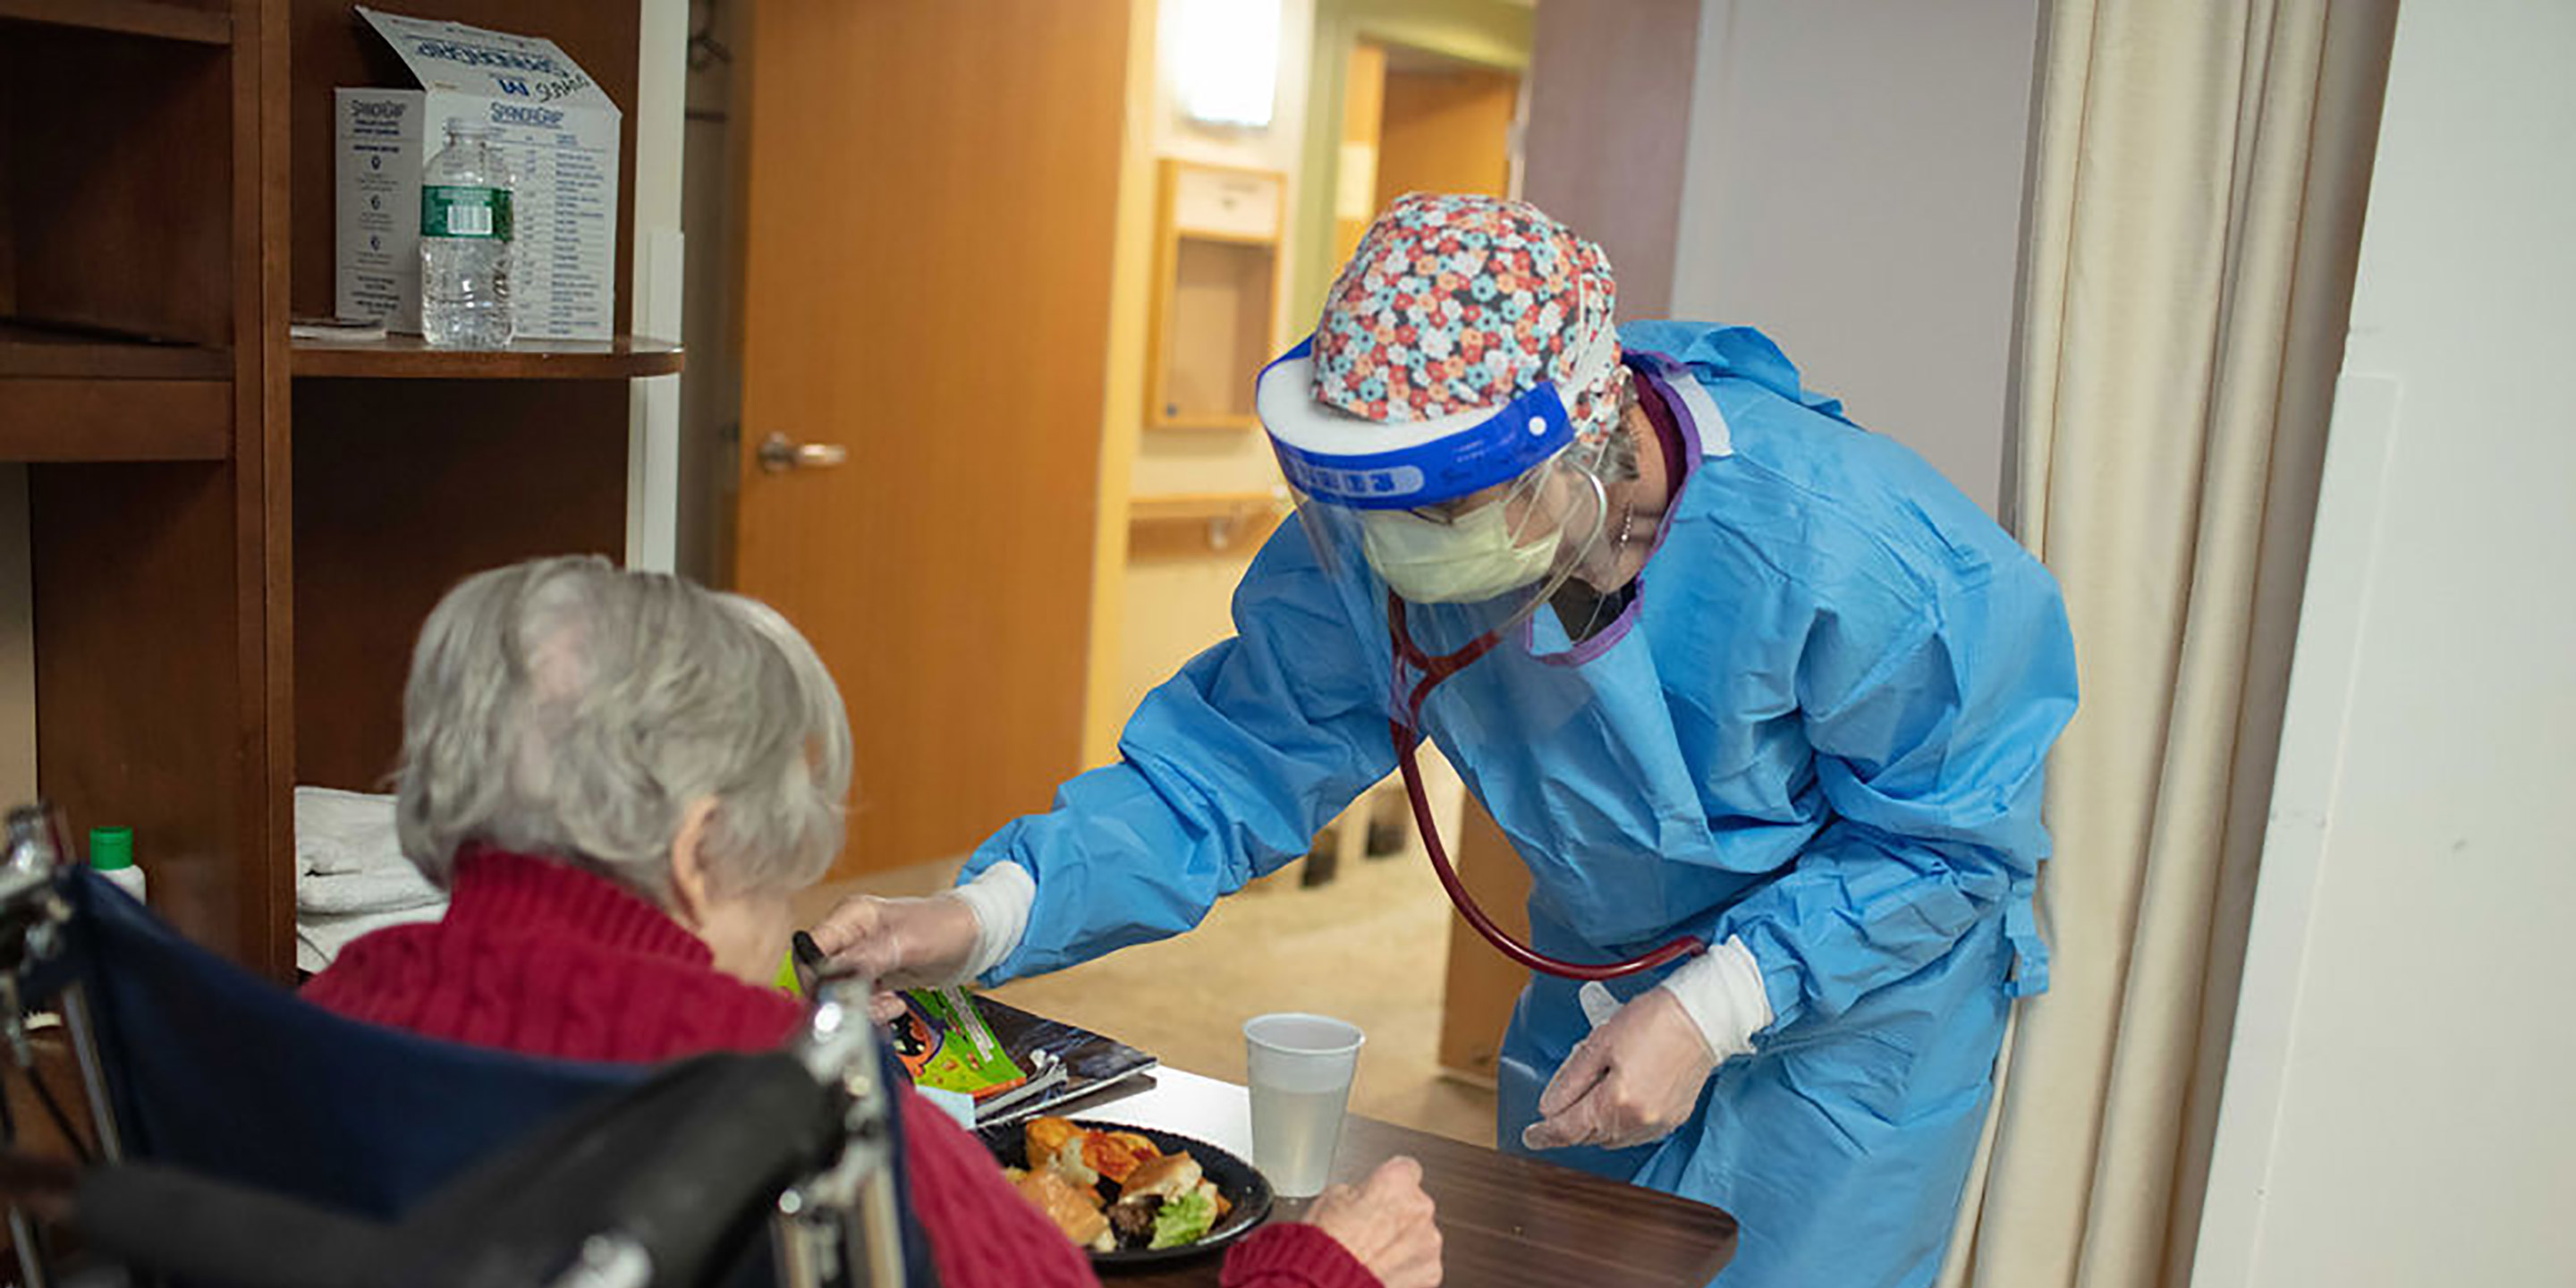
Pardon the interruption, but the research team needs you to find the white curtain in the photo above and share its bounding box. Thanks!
[1940,3,2398,1285]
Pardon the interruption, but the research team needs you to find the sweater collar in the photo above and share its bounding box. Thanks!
[445,845,713,967]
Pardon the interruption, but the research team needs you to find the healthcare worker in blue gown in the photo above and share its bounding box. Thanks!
[817,194,2078,1288]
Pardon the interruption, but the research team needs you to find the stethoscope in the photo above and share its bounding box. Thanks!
[1378,470,1707,983]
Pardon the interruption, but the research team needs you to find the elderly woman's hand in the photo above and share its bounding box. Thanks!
[1300,1157,1442,1288]
[808,890,983,992]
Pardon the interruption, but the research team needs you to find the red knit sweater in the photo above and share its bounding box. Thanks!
[303,850,1375,1288]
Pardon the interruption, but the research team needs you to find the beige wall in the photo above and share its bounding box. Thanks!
[1087,0,1318,762]
[1292,0,1534,321]
[1126,0,1317,504]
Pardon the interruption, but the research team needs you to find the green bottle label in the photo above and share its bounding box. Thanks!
[420,185,513,241]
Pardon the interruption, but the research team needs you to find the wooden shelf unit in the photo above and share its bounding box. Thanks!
[291,334,682,380]
[0,0,667,979]
[0,0,233,45]
[1146,161,1287,433]
[0,380,233,462]
[0,321,233,381]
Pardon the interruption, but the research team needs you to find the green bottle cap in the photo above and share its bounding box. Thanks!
[89,826,135,872]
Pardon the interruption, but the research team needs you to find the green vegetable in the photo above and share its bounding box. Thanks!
[1149,1189,1217,1250]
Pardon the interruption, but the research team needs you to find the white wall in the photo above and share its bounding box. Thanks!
[1127,0,1318,504]
[626,0,688,572]
[2192,4,2576,1285]
[1668,0,2041,515]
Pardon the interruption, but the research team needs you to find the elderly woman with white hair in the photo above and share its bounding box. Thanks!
[303,556,1442,1288]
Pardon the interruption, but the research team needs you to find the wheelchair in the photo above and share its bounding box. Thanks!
[0,804,936,1288]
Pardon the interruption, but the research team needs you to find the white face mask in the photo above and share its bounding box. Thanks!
[1360,503,1562,604]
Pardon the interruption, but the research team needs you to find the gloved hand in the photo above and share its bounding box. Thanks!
[1520,984,1717,1153]
[806,891,983,993]
[806,864,1036,1016]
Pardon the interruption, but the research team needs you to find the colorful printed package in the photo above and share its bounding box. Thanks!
[889,987,1030,1102]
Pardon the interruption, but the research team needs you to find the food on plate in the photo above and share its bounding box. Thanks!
[1120,1151,1202,1201]
[1003,1116,1238,1254]
[1025,1114,1088,1160]
[1116,1150,1229,1249]
[1082,1129,1162,1184]
[1010,1167,1112,1252]
[1149,1188,1218,1250]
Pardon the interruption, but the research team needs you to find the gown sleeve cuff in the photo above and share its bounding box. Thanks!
[953,860,1035,983]
[1657,935,1773,1063]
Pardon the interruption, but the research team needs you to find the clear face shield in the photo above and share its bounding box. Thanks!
[1257,334,1623,679]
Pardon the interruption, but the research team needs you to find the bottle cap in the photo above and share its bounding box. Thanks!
[89,826,134,872]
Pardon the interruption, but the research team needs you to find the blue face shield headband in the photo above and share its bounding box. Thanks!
[1254,335,1581,512]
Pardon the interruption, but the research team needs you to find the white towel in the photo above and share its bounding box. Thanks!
[294,784,445,941]
[294,785,404,877]
[296,902,446,973]
[299,865,445,917]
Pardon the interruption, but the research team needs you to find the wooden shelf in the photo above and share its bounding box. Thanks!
[0,320,232,381]
[0,324,233,461]
[1130,490,1290,524]
[1128,489,1290,557]
[0,0,232,44]
[0,379,231,462]
[291,335,684,381]
[1148,414,1261,433]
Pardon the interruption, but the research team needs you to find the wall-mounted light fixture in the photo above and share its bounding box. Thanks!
[1171,0,1282,129]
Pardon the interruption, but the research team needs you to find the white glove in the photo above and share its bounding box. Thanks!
[1521,936,1769,1152]
[806,862,1033,989]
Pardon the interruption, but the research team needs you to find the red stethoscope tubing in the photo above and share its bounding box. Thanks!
[1387,595,1706,982]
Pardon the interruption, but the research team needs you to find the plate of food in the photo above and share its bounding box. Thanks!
[984,1114,1275,1265]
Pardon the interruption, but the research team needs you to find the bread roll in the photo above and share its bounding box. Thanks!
[1120,1151,1204,1202]
[1013,1169,1111,1250]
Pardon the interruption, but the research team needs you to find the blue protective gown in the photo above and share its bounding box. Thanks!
[962,323,2079,1288]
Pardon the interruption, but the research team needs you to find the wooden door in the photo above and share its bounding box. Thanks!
[1335,40,1521,267]
[1374,56,1521,208]
[731,1,1131,878]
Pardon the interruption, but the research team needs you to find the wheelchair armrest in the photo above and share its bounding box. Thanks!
[77,1161,388,1288]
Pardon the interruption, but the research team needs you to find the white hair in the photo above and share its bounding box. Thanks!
[394,556,852,903]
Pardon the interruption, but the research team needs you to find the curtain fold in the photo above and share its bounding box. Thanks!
[1939,4,2397,1285]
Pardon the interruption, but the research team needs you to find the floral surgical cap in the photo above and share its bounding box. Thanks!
[1310,193,1623,445]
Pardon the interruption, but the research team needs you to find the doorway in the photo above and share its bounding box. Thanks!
[1332,40,1523,266]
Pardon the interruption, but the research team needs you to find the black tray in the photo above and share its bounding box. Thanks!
[962,995,1159,1124]
[979,1120,1275,1268]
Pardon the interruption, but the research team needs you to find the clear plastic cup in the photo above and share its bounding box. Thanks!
[1243,1013,1366,1198]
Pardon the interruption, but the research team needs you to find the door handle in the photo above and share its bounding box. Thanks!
[756,433,850,473]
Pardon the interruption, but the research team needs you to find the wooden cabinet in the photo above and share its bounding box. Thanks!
[1147,161,1285,432]
[0,0,677,977]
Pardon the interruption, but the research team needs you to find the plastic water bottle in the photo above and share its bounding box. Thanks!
[419,119,514,348]
[89,826,145,904]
